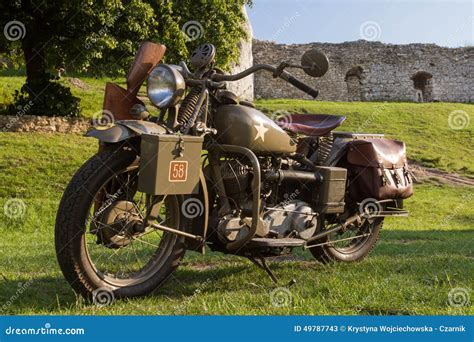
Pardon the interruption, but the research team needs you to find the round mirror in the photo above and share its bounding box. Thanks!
[301,49,329,77]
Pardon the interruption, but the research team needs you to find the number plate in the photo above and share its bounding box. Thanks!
[169,161,188,182]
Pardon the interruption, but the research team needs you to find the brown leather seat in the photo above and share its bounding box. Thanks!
[280,114,346,136]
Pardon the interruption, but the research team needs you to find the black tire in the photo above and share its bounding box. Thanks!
[55,147,186,300]
[309,217,383,264]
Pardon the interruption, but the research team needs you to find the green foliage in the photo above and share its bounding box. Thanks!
[0,0,251,76]
[151,0,251,70]
[8,73,80,117]
[0,1,158,77]
[0,0,251,116]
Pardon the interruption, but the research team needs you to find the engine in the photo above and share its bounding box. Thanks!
[263,200,317,240]
[216,159,318,243]
[220,159,251,206]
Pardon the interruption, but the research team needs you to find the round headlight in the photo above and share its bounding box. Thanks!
[147,64,185,108]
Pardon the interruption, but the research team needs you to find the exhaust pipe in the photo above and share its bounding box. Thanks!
[263,170,323,184]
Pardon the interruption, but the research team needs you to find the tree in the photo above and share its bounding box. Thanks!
[150,0,251,70]
[0,0,251,116]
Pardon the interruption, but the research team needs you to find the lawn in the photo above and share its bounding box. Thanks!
[0,132,472,315]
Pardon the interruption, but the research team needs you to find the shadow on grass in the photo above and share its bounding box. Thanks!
[0,263,250,314]
[376,229,474,257]
[1,229,472,313]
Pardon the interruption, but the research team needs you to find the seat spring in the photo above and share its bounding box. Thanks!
[315,133,334,164]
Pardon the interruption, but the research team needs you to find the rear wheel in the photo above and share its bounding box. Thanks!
[309,214,383,263]
[55,147,186,300]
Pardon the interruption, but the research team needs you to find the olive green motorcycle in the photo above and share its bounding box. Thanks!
[55,42,413,300]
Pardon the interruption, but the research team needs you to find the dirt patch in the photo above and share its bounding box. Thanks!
[410,163,474,187]
[68,77,91,90]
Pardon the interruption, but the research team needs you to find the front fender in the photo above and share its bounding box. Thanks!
[85,120,170,143]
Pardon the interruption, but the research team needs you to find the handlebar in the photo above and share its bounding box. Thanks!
[211,64,276,82]
[283,74,319,98]
[186,78,226,89]
[210,64,319,99]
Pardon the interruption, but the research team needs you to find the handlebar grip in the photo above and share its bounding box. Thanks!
[286,75,319,98]
[207,80,226,89]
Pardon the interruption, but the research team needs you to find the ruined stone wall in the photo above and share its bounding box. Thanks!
[253,39,473,103]
[227,7,254,101]
[0,115,89,133]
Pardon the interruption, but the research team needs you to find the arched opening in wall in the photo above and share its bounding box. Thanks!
[411,71,434,102]
[345,66,364,101]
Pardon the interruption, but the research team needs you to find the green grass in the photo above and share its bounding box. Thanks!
[0,132,473,315]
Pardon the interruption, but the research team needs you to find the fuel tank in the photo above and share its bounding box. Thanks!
[213,104,297,154]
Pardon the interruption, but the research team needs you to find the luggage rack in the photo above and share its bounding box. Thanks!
[332,131,385,139]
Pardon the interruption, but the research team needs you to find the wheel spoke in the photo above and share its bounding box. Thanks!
[329,219,373,250]
[84,165,179,284]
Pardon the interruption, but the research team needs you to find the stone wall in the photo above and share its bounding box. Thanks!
[0,115,89,133]
[253,39,473,103]
[227,7,254,101]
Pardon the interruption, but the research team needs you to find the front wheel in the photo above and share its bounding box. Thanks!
[55,147,186,300]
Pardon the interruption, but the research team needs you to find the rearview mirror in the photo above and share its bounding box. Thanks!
[301,49,329,77]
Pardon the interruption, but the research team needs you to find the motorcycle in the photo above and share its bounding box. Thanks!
[55,42,414,299]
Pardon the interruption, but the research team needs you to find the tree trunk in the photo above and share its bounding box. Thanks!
[22,44,46,83]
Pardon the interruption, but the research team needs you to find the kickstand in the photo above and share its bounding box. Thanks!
[248,256,279,284]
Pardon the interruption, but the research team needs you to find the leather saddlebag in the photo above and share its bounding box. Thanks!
[346,138,413,201]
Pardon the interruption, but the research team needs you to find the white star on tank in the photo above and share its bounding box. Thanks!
[253,120,269,141]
